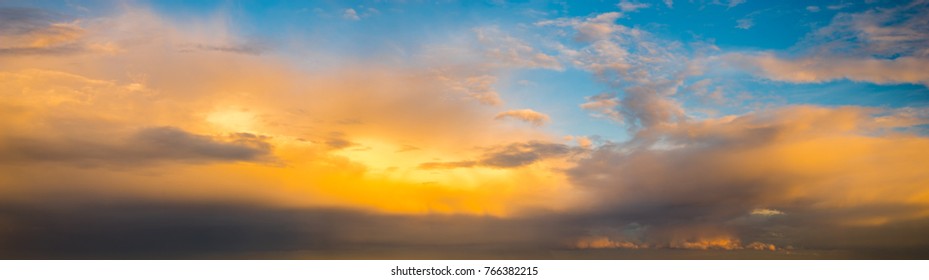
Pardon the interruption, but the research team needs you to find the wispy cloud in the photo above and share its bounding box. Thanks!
[736,18,754,29]
[726,53,929,86]
[420,141,576,169]
[618,0,650,12]
[728,1,929,86]
[495,109,551,126]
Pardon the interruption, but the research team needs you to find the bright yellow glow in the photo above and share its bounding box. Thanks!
[206,108,259,133]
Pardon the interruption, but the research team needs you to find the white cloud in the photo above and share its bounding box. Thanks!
[736,18,754,29]
[342,8,360,21]
[618,0,650,12]
[827,3,851,10]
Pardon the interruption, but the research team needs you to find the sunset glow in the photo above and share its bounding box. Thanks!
[1,0,928,259]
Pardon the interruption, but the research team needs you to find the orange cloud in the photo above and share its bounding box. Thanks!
[0,6,576,217]
[2,4,929,258]
[671,237,743,250]
[494,109,551,126]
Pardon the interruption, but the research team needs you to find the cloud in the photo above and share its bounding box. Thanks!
[725,53,929,86]
[494,109,551,126]
[0,6,570,218]
[751,208,784,216]
[175,42,266,55]
[420,141,576,169]
[803,1,929,57]
[542,12,695,130]
[0,202,572,259]
[537,12,623,42]
[685,78,726,105]
[0,126,276,165]
[441,74,503,105]
[806,6,821,12]
[418,161,478,169]
[342,8,360,20]
[575,236,645,249]
[4,2,929,260]
[671,237,744,250]
[621,86,687,128]
[323,132,358,150]
[395,144,420,153]
[580,93,623,122]
[827,3,851,10]
[575,136,593,148]
[736,18,754,29]
[618,1,650,12]
[0,8,95,56]
[566,105,929,253]
[479,141,574,168]
[581,87,689,131]
[728,1,929,87]
[745,242,778,251]
[726,0,746,8]
[474,27,563,70]
[0,198,926,259]
[574,235,777,251]
[133,127,274,161]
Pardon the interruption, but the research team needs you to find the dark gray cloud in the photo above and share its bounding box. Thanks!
[419,141,577,169]
[0,126,275,165]
[133,127,274,162]
[0,202,571,259]
[1,199,925,259]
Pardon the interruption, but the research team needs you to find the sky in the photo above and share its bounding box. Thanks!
[1,0,929,259]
